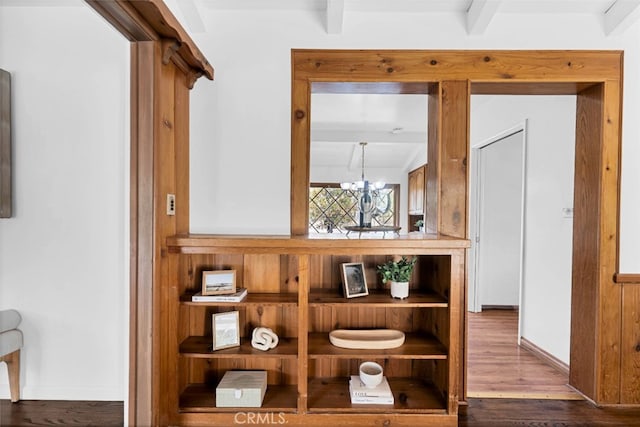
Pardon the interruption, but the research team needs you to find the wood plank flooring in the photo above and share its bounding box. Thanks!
[467,309,581,399]
[0,400,124,426]
[459,398,640,426]
[3,398,640,426]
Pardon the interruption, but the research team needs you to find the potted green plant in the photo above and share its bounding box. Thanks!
[414,219,424,232]
[377,256,417,299]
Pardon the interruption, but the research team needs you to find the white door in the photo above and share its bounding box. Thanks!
[476,130,524,308]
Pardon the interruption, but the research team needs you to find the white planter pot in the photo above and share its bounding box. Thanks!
[390,281,409,299]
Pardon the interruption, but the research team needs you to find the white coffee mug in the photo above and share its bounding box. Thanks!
[359,361,383,388]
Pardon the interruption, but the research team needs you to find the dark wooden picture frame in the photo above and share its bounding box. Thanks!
[0,69,11,218]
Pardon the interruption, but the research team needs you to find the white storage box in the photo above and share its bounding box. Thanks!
[216,370,267,407]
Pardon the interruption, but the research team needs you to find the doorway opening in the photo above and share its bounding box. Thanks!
[467,95,580,400]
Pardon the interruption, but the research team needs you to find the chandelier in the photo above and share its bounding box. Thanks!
[340,142,390,228]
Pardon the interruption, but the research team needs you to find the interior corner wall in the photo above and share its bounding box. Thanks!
[470,96,576,364]
[0,4,129,400]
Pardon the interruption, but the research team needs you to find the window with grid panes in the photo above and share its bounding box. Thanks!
[309,183,399,234]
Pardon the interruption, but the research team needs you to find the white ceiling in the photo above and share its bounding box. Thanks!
[311,94,427,172]
[162,0,639,36]
[194,0,614,14]
[8,0,633,173]
[156,0,639,173]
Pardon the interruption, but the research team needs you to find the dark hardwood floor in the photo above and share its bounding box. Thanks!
[3,399,640,426]
[0,400,123,426]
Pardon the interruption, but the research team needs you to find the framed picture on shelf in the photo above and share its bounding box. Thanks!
[212,311,240,351]
[202,270,236,295]
[341,262,369,298]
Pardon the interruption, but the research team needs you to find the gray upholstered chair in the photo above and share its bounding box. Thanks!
[0,309,23,402]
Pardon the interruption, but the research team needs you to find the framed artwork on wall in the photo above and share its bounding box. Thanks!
[0,69,11,218]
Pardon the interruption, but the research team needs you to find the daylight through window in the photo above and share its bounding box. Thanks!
[309,183,399,234]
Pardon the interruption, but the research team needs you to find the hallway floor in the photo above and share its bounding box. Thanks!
[467,309,582,399]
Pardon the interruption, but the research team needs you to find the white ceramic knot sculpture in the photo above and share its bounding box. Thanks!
[251,327,279,351]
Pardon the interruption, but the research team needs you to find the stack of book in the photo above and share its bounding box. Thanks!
[191,288,248,302]
[349,375,394,404]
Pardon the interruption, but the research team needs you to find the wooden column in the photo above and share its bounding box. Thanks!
[426,81,469,238]
[130,39,189,426]
[425,87,440,235]
[86,1,213,424]
[426,81,470,399]
[129,41,155,427]
[291,76,311,236]
[570,80,623,404]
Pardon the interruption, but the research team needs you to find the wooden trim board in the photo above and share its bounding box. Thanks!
[614,273,640,284]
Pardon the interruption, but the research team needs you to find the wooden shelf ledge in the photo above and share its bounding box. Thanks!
[180,383,297,413]
[180,292,298,306]
[614,273,640,284]
[309,289,448,307]
[307,377,448,413]
[308,333,447,359]
[167,233,470,255]
[180,336,298,358]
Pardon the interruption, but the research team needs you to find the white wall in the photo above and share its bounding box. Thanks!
[0,4,129,400]
[185,8,640,276]
[471,96,576,364]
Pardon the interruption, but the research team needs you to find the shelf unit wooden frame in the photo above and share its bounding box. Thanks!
[290,49,638,407]
[166,234,468,426]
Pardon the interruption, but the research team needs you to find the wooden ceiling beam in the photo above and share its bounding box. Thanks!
[466,0,501,35]
[326,0,345,35]
[604,0,640,36]
[175,0,206,33]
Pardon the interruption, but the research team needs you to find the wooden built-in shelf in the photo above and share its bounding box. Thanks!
[309,289,447,307]
[179,383,298,413]
[307,377,447,413]
[180,292,298,306]
[168,234,467,425]
[167,233,470,255]
[308,333,447,359]
[180,336,299,359]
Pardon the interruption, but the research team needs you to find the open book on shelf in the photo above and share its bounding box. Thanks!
[192,288,248,302]
[349,375,394,404]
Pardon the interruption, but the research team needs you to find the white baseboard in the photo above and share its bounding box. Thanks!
[520,337,569,376]
[0,384,123,401]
